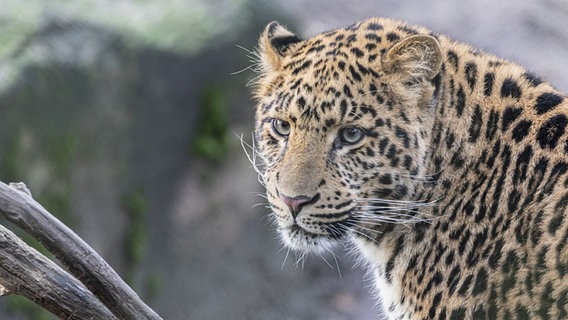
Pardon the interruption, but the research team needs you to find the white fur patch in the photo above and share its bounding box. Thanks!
[354,238,411,320]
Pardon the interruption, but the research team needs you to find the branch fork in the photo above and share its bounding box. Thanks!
[0,181,162,320]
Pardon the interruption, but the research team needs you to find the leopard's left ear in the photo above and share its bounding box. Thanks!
[383,35,443,81]
[259,22,303,72]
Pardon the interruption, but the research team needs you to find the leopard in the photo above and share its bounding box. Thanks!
[251,17,568,319]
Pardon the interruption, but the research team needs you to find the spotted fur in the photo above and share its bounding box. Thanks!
[252,17,568,319]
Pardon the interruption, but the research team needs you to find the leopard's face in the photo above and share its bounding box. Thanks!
[253,21,443,252]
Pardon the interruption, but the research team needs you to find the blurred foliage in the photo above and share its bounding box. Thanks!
[192,85,230,164]
[1,134,21,183]
[1,0,250,92]
[37,132,78,227]
[0,130,77,226]
[1,0,249,54]
[141,272,162,303]
[121,190,163,303]
[6,296,55,320]
[121,190,149,282]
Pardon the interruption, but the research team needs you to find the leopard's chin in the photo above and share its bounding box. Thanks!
[278,224,340,253]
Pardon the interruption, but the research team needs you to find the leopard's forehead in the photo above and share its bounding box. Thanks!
[257,18,433,130]
[278,18,432,80]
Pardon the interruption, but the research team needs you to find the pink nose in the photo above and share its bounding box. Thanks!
[279,193,320,218]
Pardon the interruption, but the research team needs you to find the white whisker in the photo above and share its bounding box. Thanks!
[357,208,426,218]
[251,202,269,209]
[331,251,343,281]
[319,252,335,270]
[341,220,382,237]
[231,65,255,76]
[294,251,308,269]
[282,247,291,270]
[237,131,269,187]
[342,224,380,244]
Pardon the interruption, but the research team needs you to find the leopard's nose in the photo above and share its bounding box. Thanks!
[279,193,320,219]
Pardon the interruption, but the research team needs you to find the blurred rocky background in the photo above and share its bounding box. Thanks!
[0,0,566,319]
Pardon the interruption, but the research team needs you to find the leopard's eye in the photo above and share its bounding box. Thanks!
[339,126,365,144]
[272,119,291,137]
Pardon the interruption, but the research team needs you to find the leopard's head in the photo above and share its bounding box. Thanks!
[252,20,443,252]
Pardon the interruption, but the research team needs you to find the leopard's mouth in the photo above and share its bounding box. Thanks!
[285,223,322,241]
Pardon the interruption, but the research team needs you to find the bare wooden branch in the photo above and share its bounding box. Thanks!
[0,223,117,319]
[0,181,162,320]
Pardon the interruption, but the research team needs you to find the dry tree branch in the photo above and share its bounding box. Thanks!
[0,181,162,320]
[0,223,117,319]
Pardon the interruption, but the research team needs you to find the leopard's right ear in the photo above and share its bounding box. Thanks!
[259,22,302,72]
[382,35,443,81]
